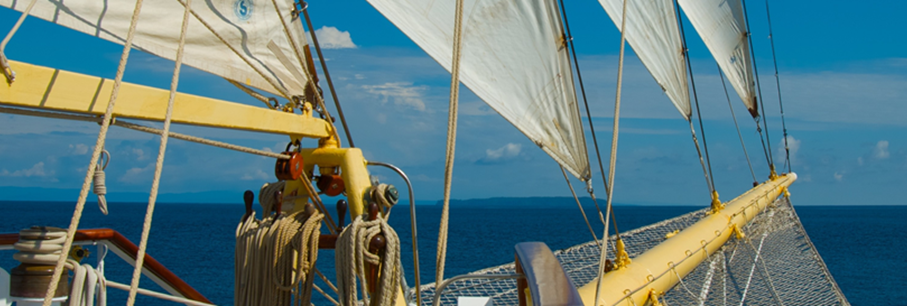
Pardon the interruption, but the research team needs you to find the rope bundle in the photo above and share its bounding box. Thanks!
[235,208,323,306]
[14,227,107,306]
[335,215,401,306]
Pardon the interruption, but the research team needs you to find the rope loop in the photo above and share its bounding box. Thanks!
[93,150,110,215]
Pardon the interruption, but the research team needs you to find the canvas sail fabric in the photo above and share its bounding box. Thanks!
[598,0,691,120]
[367,0,591,180]
[0,0,310,98]
[677,0,758,117]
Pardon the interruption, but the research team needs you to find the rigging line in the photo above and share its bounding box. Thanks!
[595,0,628,304]
[228,79,278,109]
[674,0,715,194]
[0,0,38,83]
[558,0,610,198]
[267,0,342,146]
[558,0,609,229]
[43,1,146,305]
[718,63,758,185]
[561,167,602,250]
[765,0,791,173]
[126,1,192,303]
[175,0,291,100]
[302,3,355,148]
[741,0,774,168]
[0,106,297,160]
[435,0,465,286]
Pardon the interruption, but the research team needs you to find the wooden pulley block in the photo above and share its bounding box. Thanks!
[275,151,304,180]
[317,174,345,196]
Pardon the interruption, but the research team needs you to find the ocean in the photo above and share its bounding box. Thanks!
[0,201,903,305]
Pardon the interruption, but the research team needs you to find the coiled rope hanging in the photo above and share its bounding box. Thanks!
[15,227,107,306]
[235,207,324,305]
[335,215,401,306]
[92,150,111,215]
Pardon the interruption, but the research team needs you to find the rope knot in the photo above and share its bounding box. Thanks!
[92,150,110,215]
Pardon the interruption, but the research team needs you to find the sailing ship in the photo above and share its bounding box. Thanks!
[0,0,848,306]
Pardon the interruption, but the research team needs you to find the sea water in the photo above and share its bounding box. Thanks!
[0,201,902,305]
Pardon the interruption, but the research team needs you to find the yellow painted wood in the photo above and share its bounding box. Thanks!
[577,173,798,306]
[0,60,333,138]
[281,148,371,218]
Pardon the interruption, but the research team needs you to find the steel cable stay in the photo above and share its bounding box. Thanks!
[718,63,759,186]
[765,0,792,173]
[741,0,776,172]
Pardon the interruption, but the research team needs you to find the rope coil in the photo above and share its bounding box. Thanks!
[92,150,110,215]
[14,227,107,306]
[336,215,401,306]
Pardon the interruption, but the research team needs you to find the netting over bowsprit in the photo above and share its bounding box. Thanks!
[417,197,849,306]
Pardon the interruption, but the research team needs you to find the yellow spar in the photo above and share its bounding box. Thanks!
[577,173,798,306]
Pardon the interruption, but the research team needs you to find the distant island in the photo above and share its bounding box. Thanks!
[435,197,642,208]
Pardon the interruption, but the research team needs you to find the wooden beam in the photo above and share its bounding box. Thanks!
[0,60,332,139]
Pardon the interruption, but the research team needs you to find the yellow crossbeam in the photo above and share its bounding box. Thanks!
[578,173,798,306]
[0,60,332,139]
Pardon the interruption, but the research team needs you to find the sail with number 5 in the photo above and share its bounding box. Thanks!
[366,0,591,180]
[0,0,312,98]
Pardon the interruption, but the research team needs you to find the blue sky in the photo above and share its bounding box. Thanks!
[0,1,905,205]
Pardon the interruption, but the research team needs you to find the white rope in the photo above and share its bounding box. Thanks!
[43,1,144,304]
[14,227,107,306]
[236,209,324,305]
[106,281,213,306]
[436,0,465,286]
[92,150,110,215]
[0,0,38,83]
[594,0,628,304]
[336,215,401,306]
[125,0,191,302]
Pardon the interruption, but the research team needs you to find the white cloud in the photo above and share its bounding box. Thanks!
[857,157,864,166]
[0,162,49,177]
[69,144,89,155]
[241,168,270,181]
[833,172,844,182]
[309,26,357,49]
[873,140,890,159]
[482,143,521,162]
[362,82,427,111]
[132,148,146,161]
[354,74,366,80]
[119,163,155,183]
[777,135,801,165]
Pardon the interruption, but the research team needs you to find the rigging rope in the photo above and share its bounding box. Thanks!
[558,0,611,235]
[336,215,402,306]
[228,79,278,109]
[718,64,759,185]
[674,0,716,194]
[0,0,38,83]
[125,2,192,302]
[594,0,628,303]
[435,0,465,286]
[560,166,601,249]
[43,1,145,304]
[765,0,792,173]
[302,3,356,148]
[741,0,775,169]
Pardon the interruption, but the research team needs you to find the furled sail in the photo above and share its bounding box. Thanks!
[367,0,591,179]
[0,0,310,98]
[598,0,691,120]
[676,0,758,117]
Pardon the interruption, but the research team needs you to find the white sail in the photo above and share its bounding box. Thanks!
[677,0,758,117]
[598,0,691,120]
[0,0,310,98]
[367,0,591,179]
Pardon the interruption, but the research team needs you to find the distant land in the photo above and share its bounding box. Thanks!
[438,197,642,208]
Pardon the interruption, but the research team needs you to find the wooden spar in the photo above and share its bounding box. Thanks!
[0,60,333,139]
[577,173,797,306]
